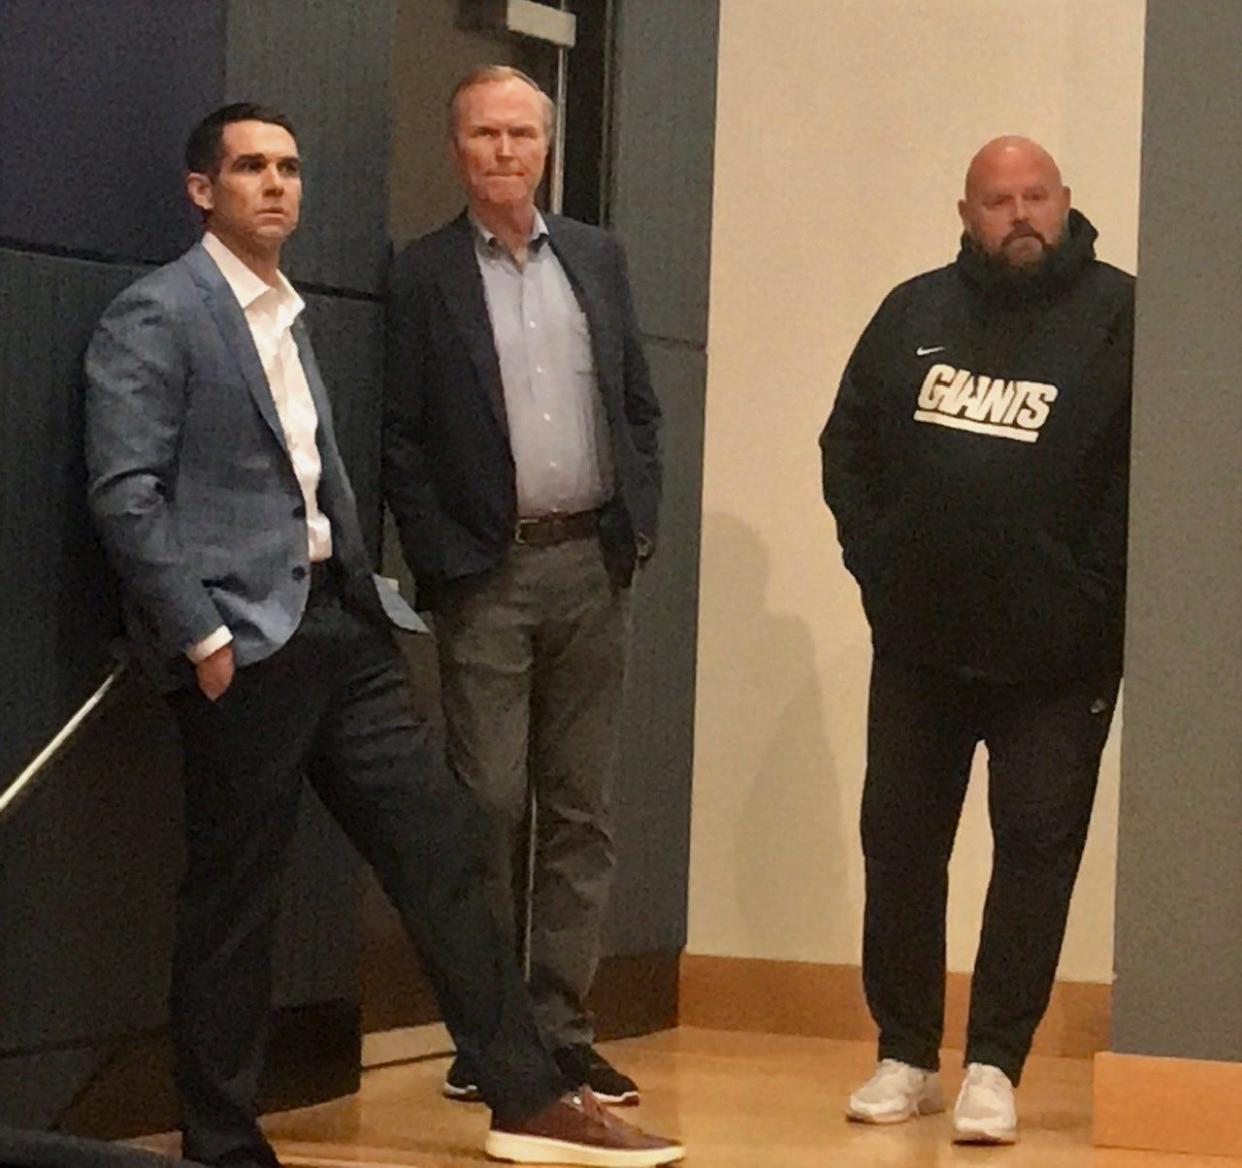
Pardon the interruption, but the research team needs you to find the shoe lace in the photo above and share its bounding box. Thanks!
[965,1064,1012,1099]
[872,1058,919,1083]
[575,1087,645,1138]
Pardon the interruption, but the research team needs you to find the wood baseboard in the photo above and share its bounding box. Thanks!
[678,953,1110,1059]
[590,950,680,1041]
[1093,1050,1242,1157]
[56,1000,360,1140]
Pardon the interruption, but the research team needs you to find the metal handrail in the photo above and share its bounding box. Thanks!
[0,664,126,820]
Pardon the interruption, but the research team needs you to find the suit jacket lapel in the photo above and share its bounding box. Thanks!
[184,243,289,456]
[546,219,616,396]
[293,318,333,441]
[436,215,510,439]
[292,318,368,564]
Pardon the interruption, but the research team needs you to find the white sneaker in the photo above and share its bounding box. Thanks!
[846,1059,945,1124]
[953,1063,1019,1144]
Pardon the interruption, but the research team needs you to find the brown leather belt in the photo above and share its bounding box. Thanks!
[514,509,599,547]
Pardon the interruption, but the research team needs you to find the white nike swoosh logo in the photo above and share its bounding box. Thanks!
[916,345,946,356]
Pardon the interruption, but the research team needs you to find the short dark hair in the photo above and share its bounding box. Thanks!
[184,102,297,174]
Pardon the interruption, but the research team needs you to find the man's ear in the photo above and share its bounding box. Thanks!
[957,197,970,231]
[186,172,213,214]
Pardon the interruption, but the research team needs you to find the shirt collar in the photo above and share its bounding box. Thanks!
[202,231,304,324]
[470,210,549,255]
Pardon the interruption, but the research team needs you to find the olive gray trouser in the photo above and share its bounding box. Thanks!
[435,536,630,1049]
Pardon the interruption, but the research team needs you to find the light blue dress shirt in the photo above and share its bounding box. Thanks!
[472,212,614,518]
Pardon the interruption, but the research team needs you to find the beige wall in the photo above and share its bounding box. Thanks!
[689,0,1145,982]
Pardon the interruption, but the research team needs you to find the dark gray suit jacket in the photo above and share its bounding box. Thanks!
[383,212,661,601]
[84,241,419,689]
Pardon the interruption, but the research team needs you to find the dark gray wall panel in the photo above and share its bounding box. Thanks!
[225,0,397,294]
[599,0,717,956]
[0,1048,104,1130]
[610,0,719,346]
[303,296,385,559]
[0,1,224,263]
[605,342,705,955]
[0,678,181,1056]
[0,250,144,789]
[1112,0,1242,1061]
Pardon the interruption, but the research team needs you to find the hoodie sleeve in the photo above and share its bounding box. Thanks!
[1075,292,1134,605]
[819,292,897,579]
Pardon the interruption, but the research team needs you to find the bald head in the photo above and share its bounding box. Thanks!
[959,136,1071,268]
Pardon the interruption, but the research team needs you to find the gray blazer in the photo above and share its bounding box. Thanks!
[85,241,420,689]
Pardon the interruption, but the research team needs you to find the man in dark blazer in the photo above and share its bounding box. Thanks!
[384,66,661,1106]
[84,102,681,1168]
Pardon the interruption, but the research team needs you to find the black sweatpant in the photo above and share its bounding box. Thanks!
[168,577,563,1168]
[861,655,1118,1085]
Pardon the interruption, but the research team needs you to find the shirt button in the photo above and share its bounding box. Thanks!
[543,413,552,422]
[536,366,544,374]
[528,320,537,329]
[292,565,307,580]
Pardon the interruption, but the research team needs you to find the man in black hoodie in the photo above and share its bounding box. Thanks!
[821,137,1132,1145]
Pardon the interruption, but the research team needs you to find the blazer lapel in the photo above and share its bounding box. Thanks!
[293,319,333,441]
[546,220,617,395]
[436,216,510,439]
[292,318,368,556]
[184,243,288,455]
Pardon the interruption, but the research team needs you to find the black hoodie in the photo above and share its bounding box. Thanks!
[820,210,1134,683]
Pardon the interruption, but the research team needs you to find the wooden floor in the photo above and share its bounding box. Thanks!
[136,1028,1240,1167]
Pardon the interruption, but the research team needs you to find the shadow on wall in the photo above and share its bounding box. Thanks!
[697,511,859,956]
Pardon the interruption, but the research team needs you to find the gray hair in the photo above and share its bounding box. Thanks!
[448,64,556,140]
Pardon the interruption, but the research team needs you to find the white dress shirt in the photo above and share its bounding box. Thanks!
[187,232,332,662]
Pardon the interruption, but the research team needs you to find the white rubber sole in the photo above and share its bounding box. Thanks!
[953,1122,1018,1146]
[442,1080,483,1102]
[594,1089,640,1107]
[846,1093,945,1124]
[484,1131,685,1166]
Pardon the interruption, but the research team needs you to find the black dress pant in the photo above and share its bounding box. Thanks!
[168,578,563,1168]
[861,655,1118,1085]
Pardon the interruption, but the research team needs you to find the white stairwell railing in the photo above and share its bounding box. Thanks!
[0,665,125,819]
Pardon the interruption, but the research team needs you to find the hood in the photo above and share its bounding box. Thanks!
[955,208,1098,306]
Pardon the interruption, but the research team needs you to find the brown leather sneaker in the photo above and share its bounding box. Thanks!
[485,1087,685,1166]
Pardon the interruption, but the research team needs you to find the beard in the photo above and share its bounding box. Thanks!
[970,226,1065,288]
[1000,226,1050,266]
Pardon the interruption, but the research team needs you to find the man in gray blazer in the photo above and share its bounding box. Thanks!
[384,67,661,1107]
[84,102,681,1168]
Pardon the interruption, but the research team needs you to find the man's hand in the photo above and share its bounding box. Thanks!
[195,644,235,701]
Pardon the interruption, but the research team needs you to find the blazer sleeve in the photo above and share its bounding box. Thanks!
[83,284,222,657]
[612,236,662,533]
[382,257,451,585]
